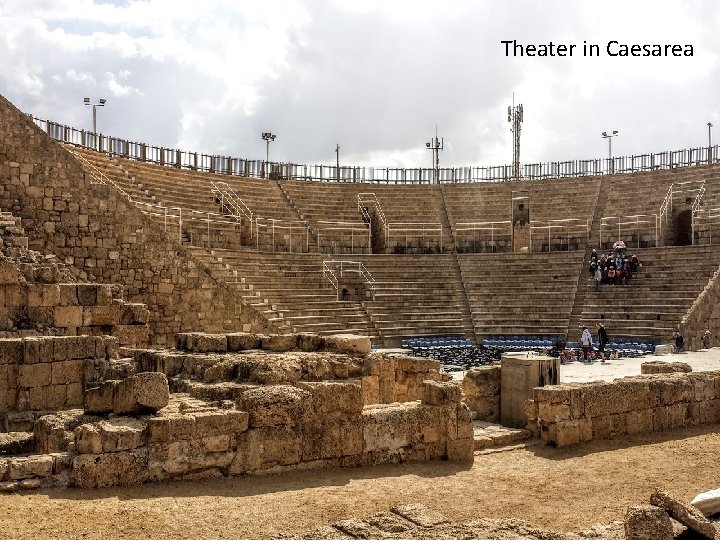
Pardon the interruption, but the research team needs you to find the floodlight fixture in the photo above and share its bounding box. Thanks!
[84,97,107,135]
[601,130,619,173]
[262,132,277,177]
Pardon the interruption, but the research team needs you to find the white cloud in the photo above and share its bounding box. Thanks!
[0,0,718,168]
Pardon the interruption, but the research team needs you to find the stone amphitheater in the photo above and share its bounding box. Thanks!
[1,93,719,539]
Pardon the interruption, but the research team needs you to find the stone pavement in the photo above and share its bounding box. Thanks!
[559,347,720,383]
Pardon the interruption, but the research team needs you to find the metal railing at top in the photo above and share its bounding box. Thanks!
[316,220,370,254]
[255,217,309,253]
[322,260,376,295]
[34,115,720,184]
[385,222,443,252]
[600,214,659,248]
[529,218,589,252]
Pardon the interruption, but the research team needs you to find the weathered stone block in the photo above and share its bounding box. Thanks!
[641,361,692,374]
[239,385,312,428]
[446,438,474,461]
[324,334,371,355]
[301,417,363,460]
[0,339,22,365]
[296,381,363,418]
[113,372,169,415]
[650,489,718,539]
[18,363,51,388]
[422,380,462,406]
[624,505,673,540]
[262,334,298,352]
[297,333,325,352]
[226,332,262,351]
[191,410,249,438]
[99,417,148,453]
[51,360,84,385]
[76,284,98,306]
[8,455,54,480]
[84,381,117,414]
[361,375,380,405]
[72,448,149,488]
[231,425,301,473]
[53,305,83,328]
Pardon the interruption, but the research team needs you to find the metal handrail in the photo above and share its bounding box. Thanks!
[255,217,310,252]
[529,218,589,252]
[454,220,512,253]
[316,220,370,254]
[385,222,444,252]
[211,180,253,228]
[600,214,658,248]
[322,260,376,295]
[357,193,387,231]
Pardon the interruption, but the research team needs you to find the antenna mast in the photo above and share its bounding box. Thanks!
[508,96,523,180]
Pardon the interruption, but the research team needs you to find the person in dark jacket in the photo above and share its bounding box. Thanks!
[596,323,609,362]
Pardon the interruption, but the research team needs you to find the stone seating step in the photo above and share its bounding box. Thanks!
[473,421,532,451]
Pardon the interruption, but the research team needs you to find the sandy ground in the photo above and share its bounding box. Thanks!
[2,424,719,540]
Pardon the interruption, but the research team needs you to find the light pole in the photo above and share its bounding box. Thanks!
[425,128,443,184]
[261,132,276,178]
[83,97,106,135]
[601,130,619,174]
[708,122,714,163]
[335,144,340,180]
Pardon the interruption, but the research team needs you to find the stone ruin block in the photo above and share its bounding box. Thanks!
[297,333,325,352]
[650,489,718,539]
[262,334,299,352]
[72,448,149,488]
[226,332,262,351]
[295,381,363,419]
[85,372,169,415]
[324,334,371,355]
[147,409,249,445]
[231,425,301,473]
[462,366,501,421]
[238,385,312,428]
[692,488,720,518]
[175,332,228,353]
[111,324,149,348]
[75,417,148,454]
[34,410,100,453]
[421,380,462,406]
[641,361,692,374]
[301,416,363,462]
[624,505,673,540]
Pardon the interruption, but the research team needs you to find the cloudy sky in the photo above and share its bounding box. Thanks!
[1,0,718,168]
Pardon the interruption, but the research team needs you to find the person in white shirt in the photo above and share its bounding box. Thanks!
[581,326,593,363]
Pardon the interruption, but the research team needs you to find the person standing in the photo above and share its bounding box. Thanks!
[597,323,609,362]
[580,326,593,363]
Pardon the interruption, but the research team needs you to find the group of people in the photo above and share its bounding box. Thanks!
[588,244,641,288]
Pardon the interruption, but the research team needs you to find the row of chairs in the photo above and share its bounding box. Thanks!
[482,336,563,351]
[401,336,474,349]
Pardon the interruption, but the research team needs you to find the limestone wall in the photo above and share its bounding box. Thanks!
[679,263,720,350]
[461,366,501,422]
[0,94,274,345]
[0,379,473,489]
[526,371,720,446]
[0,335,118,431]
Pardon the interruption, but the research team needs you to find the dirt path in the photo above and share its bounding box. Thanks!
[1,425,719,540]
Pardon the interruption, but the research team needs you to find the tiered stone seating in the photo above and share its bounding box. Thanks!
[443,178,599,253]
[115,159,302,251]
[691,164,720,245]
[335,254,474,341]
[280,182,451,253]
[186,248,378,337]
[573,245,720,340]
[458,251,586,338]
[597,168,701,249]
